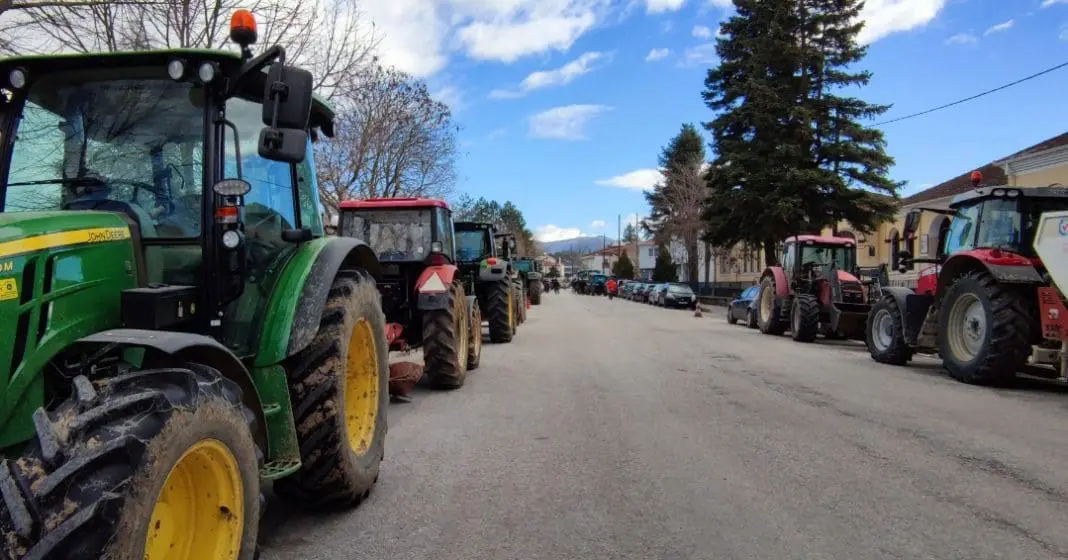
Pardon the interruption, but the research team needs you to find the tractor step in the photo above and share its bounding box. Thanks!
[260,459,302,480]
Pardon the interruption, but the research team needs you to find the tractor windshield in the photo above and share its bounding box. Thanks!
[455,229,490,261]
[341,209,433,262]
[800,244,855,271]
[4,67,204,238]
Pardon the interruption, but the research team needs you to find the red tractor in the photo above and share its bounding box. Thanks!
[338,197,482,389]
[756,235,873,342]
[866,176,1068,384]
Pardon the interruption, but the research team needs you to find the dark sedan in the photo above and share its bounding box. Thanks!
[661,283,698,309]
[726,285,760,328]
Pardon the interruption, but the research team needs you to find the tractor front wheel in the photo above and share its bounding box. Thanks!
[938,270,1031,385]
[276,270,389,508]
[791,294,820,342]
[486,279,515,343]
[467,297,483,370]
[866,295,913,365]
[0,365,261,560]
[422,279,470,389]
[757,276,787,335]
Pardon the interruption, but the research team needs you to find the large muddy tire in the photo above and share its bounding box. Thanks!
[1,365,261,560]
[514,282,527,325]
[467,298,482,371]
[791,294,820,342]
[422,279,470,389]
[757,276,787,335]
[866,295,913,365]
[529,280,542,305]
[486,279,514,343]
[938,270,1031,385]
[275,270,388,509]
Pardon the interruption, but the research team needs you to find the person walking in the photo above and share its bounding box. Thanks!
[606,277,618,300]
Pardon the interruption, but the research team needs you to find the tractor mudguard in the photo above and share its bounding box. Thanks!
[762,266,790,298]
[878,286,915,320]
[254,236,382,368]
[77,328,268,451]
[416,264,459,310]
[939,251,1043,292]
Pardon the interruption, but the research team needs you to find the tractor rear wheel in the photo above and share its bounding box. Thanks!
[866,295,913,365]
[757,276,787,335]
[276,270,389,508]
[529,280,543,305]
[422,279,470,389]
[467,298,482,370]
[515,282,527,324]
[938,270,1031,385]
[0,364,261,560]
[791,294,820,342]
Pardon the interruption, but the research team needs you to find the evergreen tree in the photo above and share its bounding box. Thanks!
[622,223,640,244]
[701,0,900,265]
[613,252,636,279]
[646,123,705,282]
[652,244,678,282]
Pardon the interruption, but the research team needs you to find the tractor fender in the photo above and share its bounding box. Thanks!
[478,260,508,281]
[416,264,459,311]
[77,329,268,451]
[761,266,790,298]
[878,286,915,320]
[939,251,1043,294]
[255,236,383,367]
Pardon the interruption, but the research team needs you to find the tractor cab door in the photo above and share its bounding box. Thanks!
[432,207,456,261]
[782,242,798,278]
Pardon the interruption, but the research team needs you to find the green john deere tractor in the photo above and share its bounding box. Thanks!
[455,222,517,343]
[0,13,389,560]
[512,257,543,305]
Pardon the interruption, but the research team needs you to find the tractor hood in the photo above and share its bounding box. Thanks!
[0,210,140,446]
[836,269,861,284]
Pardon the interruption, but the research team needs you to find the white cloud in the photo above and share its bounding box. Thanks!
[432,85,465,110]
[856,0,949,45]
[362,0,449,77]
[535,225,587,242]
[645,0,686,12]
[706,0,733,7]
[595,168,663,190]
[645,47,671,61]
[490,51,606,99]
[590,219,607,228]
[984,19,1015,35]
[680,43,718,66]
[528,104,613,140]
[1042,0,1068,7]
[692,24,713,39]
[456,7,599,63]
[945,32,977,45]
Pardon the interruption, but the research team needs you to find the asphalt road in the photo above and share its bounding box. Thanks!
[260,290,1068,560]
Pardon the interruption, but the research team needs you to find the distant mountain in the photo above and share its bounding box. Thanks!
[543,236,617,254]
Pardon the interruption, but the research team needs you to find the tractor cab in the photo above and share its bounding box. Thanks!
[898,173,1068,296]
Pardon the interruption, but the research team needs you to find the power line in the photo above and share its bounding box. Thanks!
[876,60,1068,126]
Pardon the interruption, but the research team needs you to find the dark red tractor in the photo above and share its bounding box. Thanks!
[338,197,482,391]
[866,174,1068,384]
[756,235,873,342]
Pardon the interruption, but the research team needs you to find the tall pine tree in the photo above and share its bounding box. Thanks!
[702,0,900,265]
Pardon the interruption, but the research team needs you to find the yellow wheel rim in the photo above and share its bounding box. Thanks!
[507,290,515,331]
[145,439,244,560]
[345,318,379,455]
[457,304,469,368]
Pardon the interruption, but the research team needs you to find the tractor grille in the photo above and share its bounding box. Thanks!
[840,281,865,304]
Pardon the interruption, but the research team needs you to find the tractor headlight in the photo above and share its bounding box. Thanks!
[8,68,26,89]
[197,62,217,83]
[168,59,187,81]
[221,229,243,250]
[430,241,443,253]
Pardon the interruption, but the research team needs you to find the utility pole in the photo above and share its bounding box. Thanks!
[602,233,607,272]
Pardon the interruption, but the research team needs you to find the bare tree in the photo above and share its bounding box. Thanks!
[315,63,458,220]
[645,162,705,285]
[0,0,377,98]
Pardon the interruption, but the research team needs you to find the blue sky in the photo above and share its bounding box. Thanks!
[362,0,1068,242]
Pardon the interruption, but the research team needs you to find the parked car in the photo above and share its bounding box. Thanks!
[648,284,668,305]
[621,281,637,300]
[633,283,650,302]
[662,283,698,309]
[727,285,760,328]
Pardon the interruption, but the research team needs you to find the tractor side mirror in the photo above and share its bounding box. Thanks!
[903,209,921,238]
[258,64,313,163]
